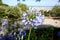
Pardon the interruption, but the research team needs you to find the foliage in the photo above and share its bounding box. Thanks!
[17,3,29,12]
[0,0,9,18]
[40,5,60,17]
[0,0,8,6]
[40,10,49,16]
[5,6,22,20]
[0,0,2,5]
[27,13,36,20]
[0,3,28,20]
[24,27,54,40]
[0,26,54,40]
[0,5,9,18]
[50,5,60,17]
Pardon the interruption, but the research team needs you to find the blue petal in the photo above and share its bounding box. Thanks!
[2,19,8,26]
[22,12,27,17]
[19,31,26,36]
[57,31,60,36]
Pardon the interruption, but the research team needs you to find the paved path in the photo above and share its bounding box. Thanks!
[43,18,60,28]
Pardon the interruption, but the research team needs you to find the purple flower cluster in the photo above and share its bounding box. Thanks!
[18,28,26,36]
[0,30,26,40]
[2,19,8,26]
[0,34,14,40]
[0,18,26,40]
[21,12,44,29]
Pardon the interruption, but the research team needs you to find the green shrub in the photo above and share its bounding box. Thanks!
[24,27,54,40]
[5,6,22,20]
[50,5,60,17]
[17,3,29,12]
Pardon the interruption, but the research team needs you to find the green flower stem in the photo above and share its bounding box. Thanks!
[21,35,24,40]
[28,26,32,40]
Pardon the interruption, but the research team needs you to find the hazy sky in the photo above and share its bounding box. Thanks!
[2,0,59,7]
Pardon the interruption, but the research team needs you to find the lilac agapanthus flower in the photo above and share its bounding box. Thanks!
[0,34,14,40]
[20,12,44,29]
[0,34,3,40]
[22,12,27,20]
[32,13,44,29]
[19,30,26,36]
[2,19,8,26]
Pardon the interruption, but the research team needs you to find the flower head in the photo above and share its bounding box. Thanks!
[2,19,8,26]
[19,30,26,36]
[21,12,44,29]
